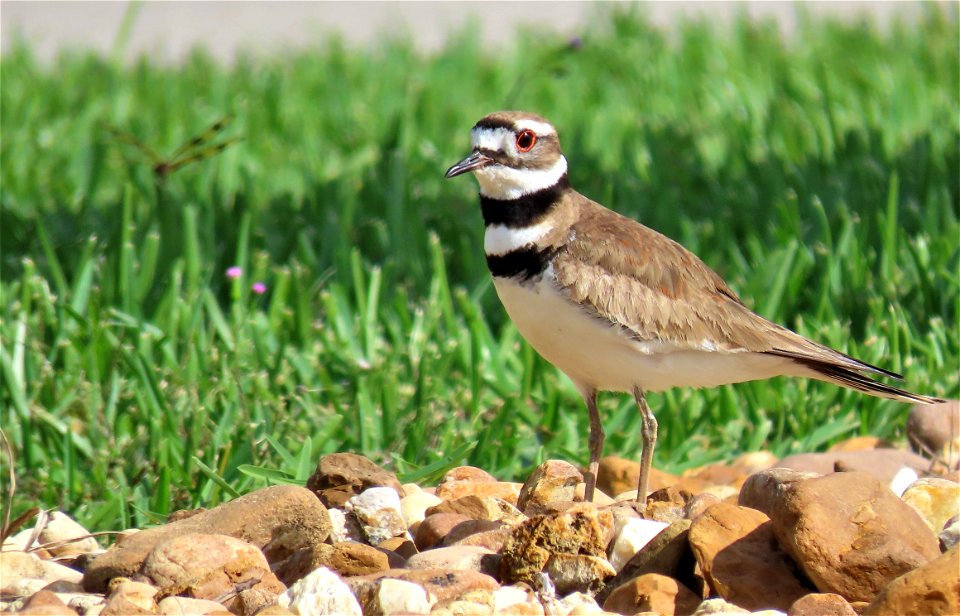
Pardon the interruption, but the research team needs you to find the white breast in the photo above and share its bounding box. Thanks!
[492,267,796,394]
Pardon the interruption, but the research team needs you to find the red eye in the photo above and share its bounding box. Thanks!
[516,130,537,152]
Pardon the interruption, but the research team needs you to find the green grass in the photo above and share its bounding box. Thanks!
[1,5,957,532]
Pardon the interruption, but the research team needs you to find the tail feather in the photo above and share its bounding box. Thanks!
[783,355,944,405]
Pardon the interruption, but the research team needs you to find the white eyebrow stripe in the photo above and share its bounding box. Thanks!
[513,119,556,136]
[484,219,554,256]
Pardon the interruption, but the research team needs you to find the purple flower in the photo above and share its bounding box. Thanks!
[252,282,267,295]
[226,266,243,280]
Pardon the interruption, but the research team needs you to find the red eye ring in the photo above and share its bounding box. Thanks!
[516,130,537,152]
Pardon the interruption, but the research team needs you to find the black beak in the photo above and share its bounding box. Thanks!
[445,150,492,179]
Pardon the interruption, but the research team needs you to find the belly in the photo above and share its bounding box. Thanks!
[492,273,794,393]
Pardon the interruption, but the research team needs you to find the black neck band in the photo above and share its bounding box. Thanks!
[480,175,569,228]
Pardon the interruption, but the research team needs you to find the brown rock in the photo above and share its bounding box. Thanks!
[776,449,934,484]
[426,494,524,523]
[38,512,99,558]
[443,519,507,546]
[906,399,960,464]
[0,551,47,587]
[405,545,498,576]
[600,519,695,604]
[83,485,329,593]
[828,436,895,452]
[445,525,514,552]
[598,456,677,498]
[103,579,158,613]
[644,486,691,524]
[863,546,960,615]
[789,592,857,616]
[415,512,472,551]
[305,453,402,508]
[901,477,960,534]
[603,573,700,616]
[377,536,418,560]
[758,471,940,602]
[738,468,822,517]
[140,533,284,615]
[435,480,522,504]
[683,463,745,488]
[517,460,584,515]
[685,493,722,521]
[688,503,811,611]
[329,542,395,576]
[253,606,295,616]
[167,507,206,522]
[499,505,612,589]
[157,596,233,615]
[441,466,497,484]
[19,590,79,616]
[272,543,335,586]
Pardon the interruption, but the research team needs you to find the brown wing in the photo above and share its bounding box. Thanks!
[553,196,879,369]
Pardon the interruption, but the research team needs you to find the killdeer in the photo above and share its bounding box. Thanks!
[445,110,944,503]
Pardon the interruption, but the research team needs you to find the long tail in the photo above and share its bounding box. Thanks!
[773,352,945,405]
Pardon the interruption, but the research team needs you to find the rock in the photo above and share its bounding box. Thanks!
[253,607,295,616]
[305,452,403,508]
[443,519,508,546]
[427,494,525,524]
[38,511,100,557]
[683,462,747,488]
[603,573,700,616]
[906,399,960,466]
[730,451,779,475]
[940,516,959,551]
[441,466,498,484]
[406,545,498,575]
[415,512,472,550]
[377,536,418,560]
[827,436,895,452]
[643,486,691,524]
[863,546,959,615]
[691,598,750,614]
[332,542,399,575]
[0,551,47,588]
[6,578,50,597]
[685,494,722,521]
[435,480,523,504]
[446,525,514,552]
[890,467,921,497]
[60,592,106,614]
[901,477,960,534]
[607,517,669,572]
[749,470,940,602]
[543,553,616,595]
[104,579,158,613]
[737,468,822,516]
[327,507,364,543]
[775,449,933,485]
[140,533,284,615]
[157,596,232,615]
[167,507,206,522]
[788,593,857,616]
[400,490,443,527]
[345,486,409,546]
[553,591,602,615]
[18,590,79,616]
[370,578,434,615]
[598,456,678,499]
[494,584,545,615]
[273,544,335,586]
[601,519,695,604]
[278,566,362,616]
[499,505,612,589]
[83,485,330,593]
[517,460,584,515]
[688,503,810,611]
[348,568,498,609]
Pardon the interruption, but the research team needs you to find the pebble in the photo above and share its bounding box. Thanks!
[607,517,669,572]
[38,511,100,557]
[405,545,498,575]
[517,459,584,515]
[787,592,857,616]
[305,452,403,508]
[863,545,959,615]
[372,577,434,614]
[345,486,409,545]
[399,490,443,527]
[277,566,362,616]
[900,477,960,534]
[603,573,701,616]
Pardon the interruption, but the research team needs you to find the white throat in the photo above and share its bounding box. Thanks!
[474,155,567,201]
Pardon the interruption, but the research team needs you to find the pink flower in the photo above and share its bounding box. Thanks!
[226,266,243,280]
[252,282,267,295]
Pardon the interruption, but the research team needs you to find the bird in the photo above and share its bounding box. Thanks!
[444,110,945,503]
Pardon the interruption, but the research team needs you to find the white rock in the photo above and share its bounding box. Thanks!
[328,508,364,544]
[40,559,84,584]
[889,466,919,496]
[62,593,107,614]
[39,511,99,556]
[278,566,362,616]
[157,596,228,615]
[2,528,37,552]
[607,517,669,571]
[494,585,537,614]
[556,592,601,615]
[940,517,959,550]
[346,486,409,545]
[692,597,750,614]
[374,578,434,615]
[3,577,48,596]
[400,490,442,527]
